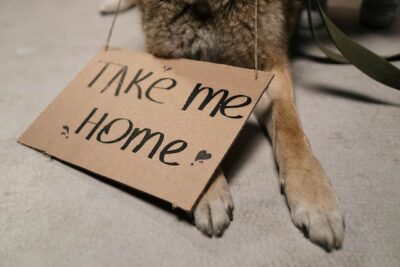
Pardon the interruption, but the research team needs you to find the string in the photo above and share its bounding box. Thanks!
[105,0,122,51]
[254,0,258,80]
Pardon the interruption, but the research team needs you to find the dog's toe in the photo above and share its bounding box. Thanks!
[194,200,212,236]
[209,199,231,236]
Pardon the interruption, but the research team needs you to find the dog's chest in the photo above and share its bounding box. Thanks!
[144,4,257,68]
[178,24,220,61]
[170,18,255,68]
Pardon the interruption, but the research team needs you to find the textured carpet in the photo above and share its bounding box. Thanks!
[1,0,399,266]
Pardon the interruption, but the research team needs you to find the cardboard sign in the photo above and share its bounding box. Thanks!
[18,48,273,211]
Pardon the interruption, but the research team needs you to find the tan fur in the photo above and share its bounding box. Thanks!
[100,0,344,250]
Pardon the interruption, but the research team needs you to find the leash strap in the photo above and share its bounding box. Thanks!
[307,0,400,90]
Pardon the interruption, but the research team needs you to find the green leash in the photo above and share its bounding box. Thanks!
[307,0,400,90]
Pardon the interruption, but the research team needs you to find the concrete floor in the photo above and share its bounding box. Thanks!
[1,0,400,266]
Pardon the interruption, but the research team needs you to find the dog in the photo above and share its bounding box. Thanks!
[99,0,345,251]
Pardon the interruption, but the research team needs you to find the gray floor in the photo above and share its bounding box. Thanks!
[1,0,400,266]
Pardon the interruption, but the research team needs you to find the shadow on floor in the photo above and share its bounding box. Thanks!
[305,84,400,107]
[56,158,193,222]
[222,120,274,183]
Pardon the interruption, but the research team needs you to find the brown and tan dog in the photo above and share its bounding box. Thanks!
[99,0,345,251]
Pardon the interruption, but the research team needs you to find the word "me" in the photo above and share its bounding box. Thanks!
[182,83,252,119]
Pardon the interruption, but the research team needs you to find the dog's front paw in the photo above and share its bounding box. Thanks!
[290,200,344,251]
[284,159,345,251]
[193,169,234,237]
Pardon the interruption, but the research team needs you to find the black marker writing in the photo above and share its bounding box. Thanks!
[182,83,252,119]
[75,107,188,166]
[88,61,177,104]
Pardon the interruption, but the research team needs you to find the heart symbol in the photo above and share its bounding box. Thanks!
[61,125,69,139]
[195,150,212,162]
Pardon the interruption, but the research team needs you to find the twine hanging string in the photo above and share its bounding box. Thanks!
[105,0,123,51]
[254,0,258,80]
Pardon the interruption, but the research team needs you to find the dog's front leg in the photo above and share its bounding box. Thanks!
[193,168,234,237]
[255,58,345,250]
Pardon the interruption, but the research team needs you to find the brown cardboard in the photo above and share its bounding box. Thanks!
[18,48,273,211]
